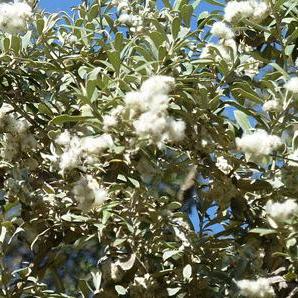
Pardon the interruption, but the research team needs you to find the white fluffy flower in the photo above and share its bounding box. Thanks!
[284,77,298,94]
[140,75,175,96]
[211,21,234,40]
[236,278,275,297]
[216,156,233,174]
[224,0,268,23]
[59,136,82,173]
[224,1,254,22]
[265,199,298,222]
[200,39,237,63]
[56,130,71,146]
[0,1,33,34]
[118,13,133,25]
[167,119,186,142]
[133,111,168,138]
[81,134,114,154]
[72,175,108,210]
[263,99,281,112]
[126,75,185,144]
[236,129,282,158]
[103,114,118,130]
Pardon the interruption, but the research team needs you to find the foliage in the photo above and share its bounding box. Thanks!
[0,0,297,297]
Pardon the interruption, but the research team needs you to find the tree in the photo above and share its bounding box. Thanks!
[0,0,297,297]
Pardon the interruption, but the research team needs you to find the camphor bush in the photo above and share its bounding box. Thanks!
[0,0,297,297]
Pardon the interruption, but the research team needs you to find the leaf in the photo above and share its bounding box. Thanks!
[128,177,140,188]
[250,228,277,236]
[61,213,90,222]
[234,110,253,132]
[163,250,180,261]
[181,4,193,27]
[115,285,127,295]
[49,115,92,125]
[183,264,192,280]
[0,226,7,244]
[171,17,181,39]
[167,201,182,210]
[107,50,121,74]
[167,287,181,296]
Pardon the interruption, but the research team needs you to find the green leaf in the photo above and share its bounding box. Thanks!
[181,4,193,27]
[171,17,181,39]
[250,228,277,236]
[10,35,21,53]
[0,226,7,244]
[167,287,181,296]
[49,114,92,126]
[173,0,187,10]
[163,250,180,261]
[183,264,192,280]
[21,30,32,50]
[36,17,45,34]
[115,285,127,295]
[107,50,121,74]
[234,110,253,132]
[167,201,182,210]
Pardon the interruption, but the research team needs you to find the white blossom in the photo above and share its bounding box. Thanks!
[118,13,133,25]
[200,39,237,63]
[216,156,233,174]
[284,77,298,93]
[124,91,145,111]
[125,76,185,144]
[140,75,175,96]
[133,111,168,139]
[224,0,269,23]
[81,134,114,154]
[72,175,108,210]
[103,115,118,130]
[167,119,186,142]
[59,136,82,173]
[263,99,281,112]
[265,199,298,221]
[56,130,71,146]
[236,129,282,158]
[0,1,33,34]
[211,21,234,40]
[236,278,275,297]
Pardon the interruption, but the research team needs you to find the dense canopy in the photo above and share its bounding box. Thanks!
[0,0,297,297]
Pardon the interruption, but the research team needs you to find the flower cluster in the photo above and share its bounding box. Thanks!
[284,77,298,94]
[0,1,33,34]
[102,106,124,131]
[124,76,186,145]
[265,199,298,222]
[236,278,275,297]
[0,104,37,161]
[210,21,234,40]
[200,27,237,64]
[215,156,233,175]
[263,99,282,112]
[72,175,108,211]
[55,130,114,174]
[113,0,143,32]
[224,0,269,23]
[236,129,282,159]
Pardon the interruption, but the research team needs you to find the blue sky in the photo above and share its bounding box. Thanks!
[39,0,222,13]
[39,0,81,12]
